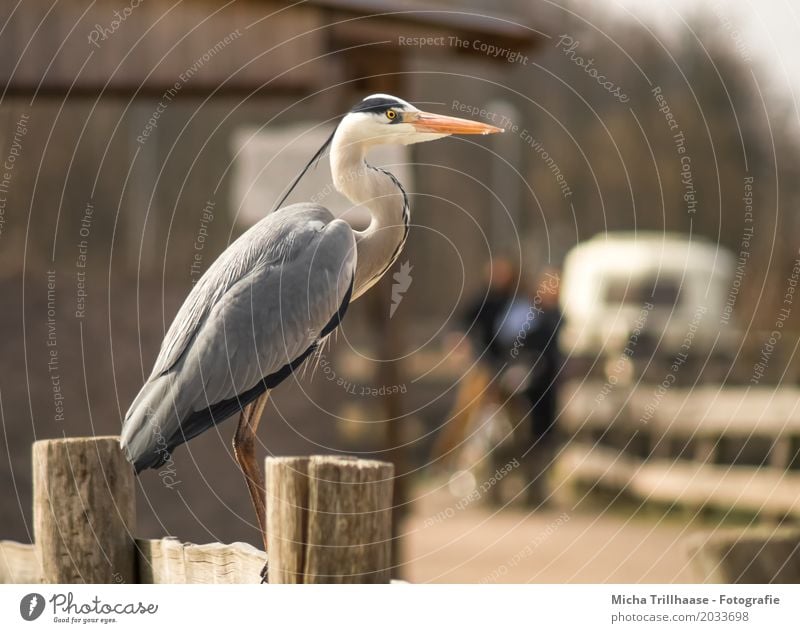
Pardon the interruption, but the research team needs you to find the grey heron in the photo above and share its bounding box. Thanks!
[121,94,502,564]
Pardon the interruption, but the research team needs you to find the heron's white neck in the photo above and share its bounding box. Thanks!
[330,135,409,299]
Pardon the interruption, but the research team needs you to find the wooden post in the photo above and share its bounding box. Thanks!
[33,436,136,583]
[264,456,309,584]
[266,455,394,583]
[686,526,800,582]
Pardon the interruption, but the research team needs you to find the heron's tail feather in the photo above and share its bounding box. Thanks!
[121,373,189,473]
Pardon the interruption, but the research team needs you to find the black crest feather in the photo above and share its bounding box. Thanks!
[350,96,404,114]
[272,125,339,212]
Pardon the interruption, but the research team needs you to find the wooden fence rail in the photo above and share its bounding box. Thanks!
[1,437,394,584]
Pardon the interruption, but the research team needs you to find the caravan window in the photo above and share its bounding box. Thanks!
[604,276,681,306]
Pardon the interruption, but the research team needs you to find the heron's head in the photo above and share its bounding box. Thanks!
[337,94,503,147]
[272,94,503,210]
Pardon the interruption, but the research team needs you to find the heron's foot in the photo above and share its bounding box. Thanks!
[260,560,269,584]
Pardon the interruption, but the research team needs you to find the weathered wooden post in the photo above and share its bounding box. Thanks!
[686,526,800,583]
[33,436,136,583]
[266,455,394,583]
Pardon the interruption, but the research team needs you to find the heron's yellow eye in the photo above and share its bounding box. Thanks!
[386,110,397,120]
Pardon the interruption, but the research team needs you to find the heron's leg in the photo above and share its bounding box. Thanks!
[233,391,270,559]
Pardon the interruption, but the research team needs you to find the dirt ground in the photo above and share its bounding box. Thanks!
[401,486,699,583]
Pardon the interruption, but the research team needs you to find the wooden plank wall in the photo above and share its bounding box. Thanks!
[0,1,324,94]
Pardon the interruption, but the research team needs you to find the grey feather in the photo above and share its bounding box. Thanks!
[121,203,356,471]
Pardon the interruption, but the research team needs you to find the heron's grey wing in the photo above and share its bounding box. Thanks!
[186,215,356,408]
[149,231,257,378]
[150,203,338,377]
[121,204,356,471]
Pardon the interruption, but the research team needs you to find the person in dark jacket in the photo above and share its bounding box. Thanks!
[521,270,563,441]
[460,257,519,370]
[432,258,518,465]
[517,269,563,505]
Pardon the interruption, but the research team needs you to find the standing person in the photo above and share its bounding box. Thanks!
[461,257,519,370]
[519,269,563,505]
[432,257,519,465]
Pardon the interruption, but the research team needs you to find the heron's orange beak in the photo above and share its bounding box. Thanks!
[407,110,504,135]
